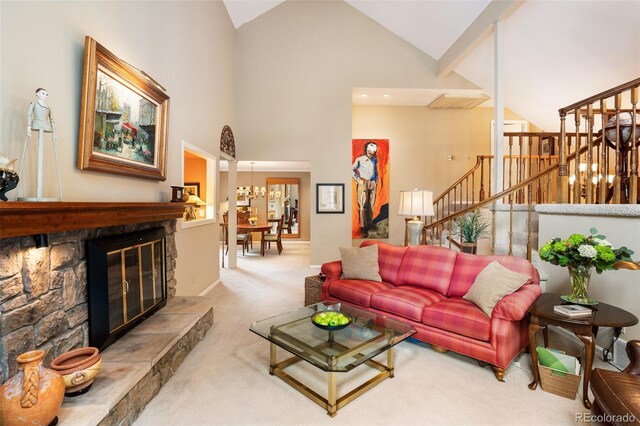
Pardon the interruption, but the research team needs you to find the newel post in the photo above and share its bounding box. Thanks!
[556,112,569,203]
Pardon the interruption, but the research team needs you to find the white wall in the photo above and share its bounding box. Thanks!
[235,0,478,265]
[537,205,640,341]
[0,1,235,295]
[455,0,640,132]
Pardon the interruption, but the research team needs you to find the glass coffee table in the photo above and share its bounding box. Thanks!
[250,302,415,417]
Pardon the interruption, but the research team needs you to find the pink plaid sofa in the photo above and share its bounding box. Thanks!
[320,240,541,381]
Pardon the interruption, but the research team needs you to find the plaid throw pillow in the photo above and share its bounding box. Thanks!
[463,261,531,317]
[339,245,382,282]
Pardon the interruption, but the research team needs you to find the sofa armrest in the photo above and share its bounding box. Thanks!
[492,283,541,321]
[321,261,343,280]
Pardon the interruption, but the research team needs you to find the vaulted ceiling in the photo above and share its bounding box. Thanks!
[223,0,640,131]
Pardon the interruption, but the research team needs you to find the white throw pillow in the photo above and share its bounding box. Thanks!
[463,261,531,317]
[339,245,382,282]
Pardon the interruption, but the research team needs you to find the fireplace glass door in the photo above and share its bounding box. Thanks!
[88,228,167,350]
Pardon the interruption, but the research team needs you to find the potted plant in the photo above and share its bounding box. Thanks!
[539,228,634,305]
[454,210,490,254]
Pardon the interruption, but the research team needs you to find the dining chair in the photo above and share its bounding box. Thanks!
[222,213,252,255]
[284,212,294,234]
[262,215,284,255]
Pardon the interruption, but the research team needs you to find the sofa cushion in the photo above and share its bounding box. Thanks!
[371,286,445,322]
[463,261,531,317]
[328,279,394,307]
[360,241,408,285]
[447,252,538,298]
[339,245,381,282]
[396,245,457,295]
[422,298,491,341]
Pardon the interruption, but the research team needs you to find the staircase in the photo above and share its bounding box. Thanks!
[421,77,639,262]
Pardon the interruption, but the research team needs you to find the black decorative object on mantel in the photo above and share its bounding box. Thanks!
[0,169,19,202]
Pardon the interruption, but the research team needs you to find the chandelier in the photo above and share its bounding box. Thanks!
[569,162,614,198]
[237,162,265,199]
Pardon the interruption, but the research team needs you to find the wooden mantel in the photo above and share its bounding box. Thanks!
[0,202,185,239]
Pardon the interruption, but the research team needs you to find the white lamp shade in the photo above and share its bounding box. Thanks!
[398,190,435,217]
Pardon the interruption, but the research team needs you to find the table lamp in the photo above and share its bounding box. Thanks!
[184,194,206,221]
[398,189,434,246]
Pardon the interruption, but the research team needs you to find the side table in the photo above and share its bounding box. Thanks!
[527,293,638,409]
[304,274,325,306]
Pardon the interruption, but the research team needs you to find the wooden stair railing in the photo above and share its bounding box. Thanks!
[432,132,561,224]
[424,135,607,260]
[557,78,639,204]
[423,78,640,259]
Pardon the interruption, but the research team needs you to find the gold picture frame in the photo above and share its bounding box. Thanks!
[77,36,170,180]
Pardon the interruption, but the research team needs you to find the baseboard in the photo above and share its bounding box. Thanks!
[199,279,221,296]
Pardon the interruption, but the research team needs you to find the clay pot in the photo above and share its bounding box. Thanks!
[50,347,101,397]
[0,350,65,426]
[460,242,478,254]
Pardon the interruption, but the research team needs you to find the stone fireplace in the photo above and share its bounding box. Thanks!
[0,202,184,383]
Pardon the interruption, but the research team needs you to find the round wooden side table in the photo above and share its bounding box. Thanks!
[527,293,638,409]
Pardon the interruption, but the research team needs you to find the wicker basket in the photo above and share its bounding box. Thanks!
[538,362,581,399]
[304,274,325,306]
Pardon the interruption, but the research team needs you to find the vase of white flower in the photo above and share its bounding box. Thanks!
[539,228,635,306]
[566,265,593,305]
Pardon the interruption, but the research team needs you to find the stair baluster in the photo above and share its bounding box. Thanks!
[630,87,638,204]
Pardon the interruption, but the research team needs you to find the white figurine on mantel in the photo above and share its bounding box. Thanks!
[20,88,63,201]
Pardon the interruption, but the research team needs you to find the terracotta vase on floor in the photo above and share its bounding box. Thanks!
[0,350,65,426]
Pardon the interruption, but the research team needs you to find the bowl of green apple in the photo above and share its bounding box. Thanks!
[311,311,352,331]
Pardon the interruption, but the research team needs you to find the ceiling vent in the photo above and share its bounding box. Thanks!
[428,93,490,109]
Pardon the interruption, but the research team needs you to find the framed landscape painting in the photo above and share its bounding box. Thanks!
[77,36,170,180]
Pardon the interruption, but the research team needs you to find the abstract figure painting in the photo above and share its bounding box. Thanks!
[352,139,389,239]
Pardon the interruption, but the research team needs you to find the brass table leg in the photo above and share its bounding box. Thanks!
[327,372,337,417]
[269,343,277,375]
[268,342,396,417]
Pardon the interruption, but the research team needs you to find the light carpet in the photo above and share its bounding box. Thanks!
[135,243,605,426]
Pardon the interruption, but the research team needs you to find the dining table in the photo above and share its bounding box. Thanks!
[220,222,273,259]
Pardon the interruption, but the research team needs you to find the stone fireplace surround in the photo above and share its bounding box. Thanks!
[0,220,179,383]
[0,202,215,424]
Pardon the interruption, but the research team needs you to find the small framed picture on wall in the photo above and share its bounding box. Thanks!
[184,182,200,197]
[316,183,344,214]
[237,191,251,207]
